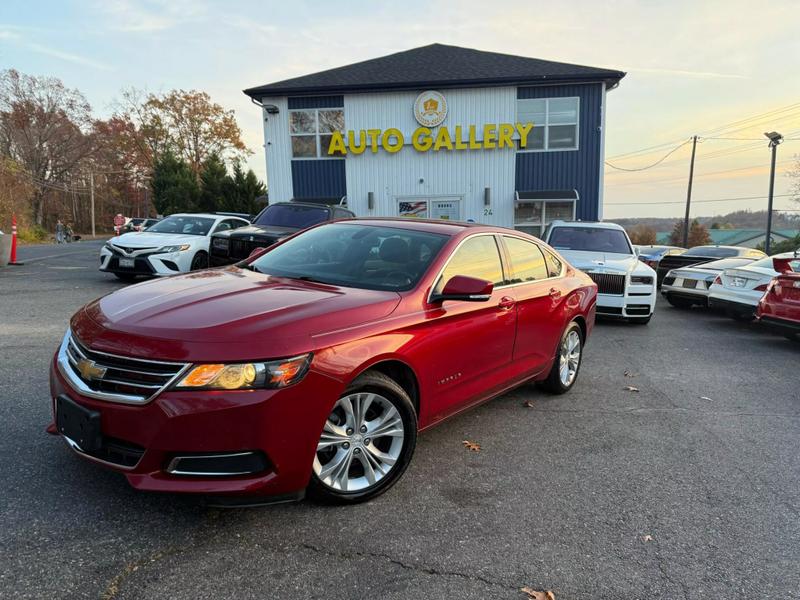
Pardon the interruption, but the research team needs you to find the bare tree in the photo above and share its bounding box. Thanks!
[0,69,95,225]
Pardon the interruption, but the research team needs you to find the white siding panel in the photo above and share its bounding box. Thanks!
[261,96,293,202]
[343,87,518,227]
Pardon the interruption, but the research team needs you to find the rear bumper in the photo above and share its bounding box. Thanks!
[708,296,755,316]
[48,355,343,498]
[661,286,710,305]
[757,314,800,335]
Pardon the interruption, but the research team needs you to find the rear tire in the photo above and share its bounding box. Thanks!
[308,371,417,504]
[539,321,583,395]
[113,272,137,281]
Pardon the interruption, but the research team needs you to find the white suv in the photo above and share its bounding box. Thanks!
[544,221,657,324]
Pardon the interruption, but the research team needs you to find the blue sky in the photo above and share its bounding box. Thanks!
[2,0,799,220]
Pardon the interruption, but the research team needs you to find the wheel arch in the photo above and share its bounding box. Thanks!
[351,358,420,415]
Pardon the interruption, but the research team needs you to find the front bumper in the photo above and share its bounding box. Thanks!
[49,355,343,497]
[99,247,189,277]
[595,288,656,319]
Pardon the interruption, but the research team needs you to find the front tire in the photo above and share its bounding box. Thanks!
[190,251,209,271]
[308,371,417,504]
[539,321,583,394]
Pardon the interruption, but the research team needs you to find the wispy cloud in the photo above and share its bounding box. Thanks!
[98,0,207,32]
[0,26,112,70]
[624,66,749,80]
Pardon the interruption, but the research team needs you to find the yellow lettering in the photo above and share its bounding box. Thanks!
[516,122,534,149]
[382,128,404,153]
[482,124,497,149]
[366,129,381,153]
[468,125,481,149]
[454,126,467,150]
[412,127,433,151]
[347,130,367,155]
[434,127,453,151]
[497,123,515,149]
[327,131,347,156]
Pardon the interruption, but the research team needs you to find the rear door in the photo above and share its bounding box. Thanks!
[500,235,565,372]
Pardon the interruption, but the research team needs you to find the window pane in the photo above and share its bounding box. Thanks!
[320,134,345,157]
[289,111,316,134]
[504,236,549,283]
[318,110,344,133]
[435,236,504,294]
[543,249,563,277]
[520,126,544,150]
[517,98,546,126]
[291,135,317,157]
[544,201,574,224]
[548,125,577,149]
[514,201,542,225]
[548,98,578,124]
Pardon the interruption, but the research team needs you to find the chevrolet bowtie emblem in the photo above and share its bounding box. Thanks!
[76,359,107,381]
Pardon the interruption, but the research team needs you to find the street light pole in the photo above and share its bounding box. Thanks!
[764,131,783,255]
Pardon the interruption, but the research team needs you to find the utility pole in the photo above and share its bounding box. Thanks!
[682,135,698,247]
[90,171,96,238]
[764,131,783,255]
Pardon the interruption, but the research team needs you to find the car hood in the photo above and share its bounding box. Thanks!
[556,250,639,274]
[73,267,401,362]
[221,225,297,240]
[109,232,202,249]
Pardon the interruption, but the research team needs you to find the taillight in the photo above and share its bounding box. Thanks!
[754,283,769,292]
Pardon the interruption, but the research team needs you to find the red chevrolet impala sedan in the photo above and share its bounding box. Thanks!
[48,219,597,503]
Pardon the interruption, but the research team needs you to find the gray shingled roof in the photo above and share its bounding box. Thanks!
[244,43,625,98]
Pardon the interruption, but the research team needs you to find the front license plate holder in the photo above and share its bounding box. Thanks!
[119,258,135,268]
[56,395,102,453]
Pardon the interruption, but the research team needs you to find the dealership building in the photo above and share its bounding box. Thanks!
[244,44,624,237]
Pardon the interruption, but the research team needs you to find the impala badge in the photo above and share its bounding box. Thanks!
[76,359,107,381]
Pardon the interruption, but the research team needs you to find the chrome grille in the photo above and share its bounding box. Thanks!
[587,272,625,295]
[58,330,189,405]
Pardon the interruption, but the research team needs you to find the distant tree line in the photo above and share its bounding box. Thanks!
[0,69,265,239]
[627,219,711,247]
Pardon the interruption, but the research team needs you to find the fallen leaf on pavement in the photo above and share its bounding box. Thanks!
[522,400,535,408]
[624,370,638,378]
[642,534,653,542]
[623,385,640,392]
[462,440,481,452]
[521,588,556,600]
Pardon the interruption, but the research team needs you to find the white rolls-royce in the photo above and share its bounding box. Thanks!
[544,220,657,324]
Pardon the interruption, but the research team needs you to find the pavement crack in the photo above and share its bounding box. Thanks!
[100,546,181,600]
[298,542,520,592]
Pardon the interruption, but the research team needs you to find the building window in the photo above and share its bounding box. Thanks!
[289,108,345,158]
[514,199,576,237]
[516,97,579,151]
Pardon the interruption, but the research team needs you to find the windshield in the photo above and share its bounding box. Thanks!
[254,204,330,229]
[146,215,215,236]
[248,223,449,291]
[549,226,632,254]
[684,246,737,258]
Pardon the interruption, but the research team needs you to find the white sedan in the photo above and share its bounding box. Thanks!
[544,220,657,324]
[100,213,249,280]
[707,251,799,320]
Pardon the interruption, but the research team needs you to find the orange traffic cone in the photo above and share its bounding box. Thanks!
[9,214,22,265]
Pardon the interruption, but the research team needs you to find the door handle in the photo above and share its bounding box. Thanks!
[549,287,562,299]
[498,296,515,310]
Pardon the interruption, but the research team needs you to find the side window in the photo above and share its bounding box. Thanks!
[544,249,563,278]
[227,219,246,230]
[433,236,504,295]
[503,236,549,283]
[333,209,351,220]
[214,221,232,234]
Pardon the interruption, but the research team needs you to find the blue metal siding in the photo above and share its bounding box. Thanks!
[515,83,603,221]
[291,160,347,199]
[287,96,344,109]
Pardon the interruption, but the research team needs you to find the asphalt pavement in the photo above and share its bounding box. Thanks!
[1,241,798,600]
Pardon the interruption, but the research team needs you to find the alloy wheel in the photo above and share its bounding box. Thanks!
[559,329,581,387]
[313,392,405,493]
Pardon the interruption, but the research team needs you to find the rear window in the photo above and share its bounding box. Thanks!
[549,226,632,254]
[699,258,755,270]
[684,246,737,258]
[254,204,330,228]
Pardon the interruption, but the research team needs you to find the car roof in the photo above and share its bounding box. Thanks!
[168,213,246,220]
[548,220,626,232]
[334,217,509,236]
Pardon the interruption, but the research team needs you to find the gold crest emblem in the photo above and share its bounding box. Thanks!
[76,359,107,381]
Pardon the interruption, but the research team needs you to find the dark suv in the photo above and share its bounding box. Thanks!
[210,202,355,266]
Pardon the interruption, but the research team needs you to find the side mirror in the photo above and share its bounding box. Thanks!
[432,275,494,303]
[773,257,796,274]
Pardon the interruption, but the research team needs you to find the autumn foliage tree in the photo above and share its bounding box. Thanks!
[628,224,657,245]
[669,219,711,247]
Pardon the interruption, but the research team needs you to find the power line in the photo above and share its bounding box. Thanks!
[605,159,794,188]
[604,140,691,171]
[606,193,794,206]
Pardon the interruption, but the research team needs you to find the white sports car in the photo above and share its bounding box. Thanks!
[544,220,657,323]
[100,213,249,280]
[707,251,800,321]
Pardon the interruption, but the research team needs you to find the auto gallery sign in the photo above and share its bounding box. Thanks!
[326,90,534,155]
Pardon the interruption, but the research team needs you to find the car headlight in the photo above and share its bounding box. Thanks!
[631,275,653,285]
[158,244,191,253]
[174,354,312,390]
